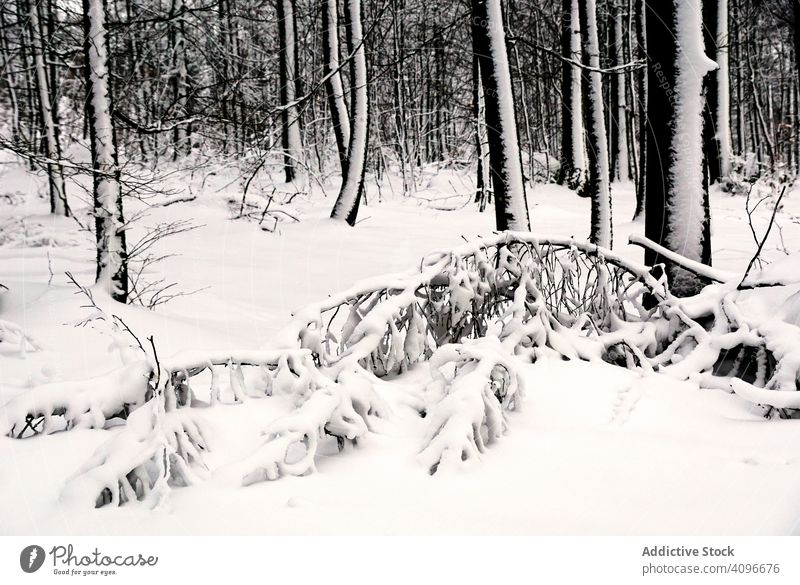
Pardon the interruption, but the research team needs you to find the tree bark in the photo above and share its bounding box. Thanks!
[277,0,304,184]
[322,0,350,175]
[330,0,369,225]
[471,0,530,231]
[84,0,128,302]
[644,0,714,297]
[577,0,612,247]
[473,54,490,211]
[702,0,731,184]
[557,0,585,190]
[611,0,629,182]
[29,0,68,215]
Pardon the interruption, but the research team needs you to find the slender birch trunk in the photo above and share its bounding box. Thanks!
[612,0,629,182]
[330,0,369,225]
[322,0,350,174]
[473,54,490,211]
[277,0,304,184]
[577,0,612,247]
[557,0,585,190]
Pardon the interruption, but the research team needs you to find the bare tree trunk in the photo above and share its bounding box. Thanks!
[471,0,530,231]
[473,54,490,211]
[716,0,732,176]
[633,0,646,219]
[322,0,350,174]
[170,0,189,159]
[644,0,713,297]
[0,8,22,144]
[29,1,68,215]
[611,0,629,182]
[577,0,612,247]
[217,0,231,152]
[330,0,369,225]
[277,0,304,184]
[84,0,128,303]
[702,0,732,184]
[793,0,800,73]
[557,0,585,190]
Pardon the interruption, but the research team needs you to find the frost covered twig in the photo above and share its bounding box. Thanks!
[738,185,787,289]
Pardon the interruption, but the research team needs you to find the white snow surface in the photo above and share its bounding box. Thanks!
[1,155,800,535]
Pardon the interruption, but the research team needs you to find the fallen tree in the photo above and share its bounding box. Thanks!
[2,232,798,506]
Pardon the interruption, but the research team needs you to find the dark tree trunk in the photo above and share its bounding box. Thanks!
[557,0,585,190]
[472,53,490,211]
[471,0,530,231]
[793,0,800,69]
[633,0,646,219]
[644,0,712,297]
[702,0,722,184]
[277,0,303,183]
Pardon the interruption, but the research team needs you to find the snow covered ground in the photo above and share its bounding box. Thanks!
[2,157,800,535]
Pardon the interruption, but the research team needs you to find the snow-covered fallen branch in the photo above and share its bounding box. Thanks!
[628,234,735,283]
[226,367,388,485]
[420,337,525,474]
[60,398,209,508]
[0,348,315,439]
[274,233,669,376]
[9,231,800,509]
[0,361,153,438]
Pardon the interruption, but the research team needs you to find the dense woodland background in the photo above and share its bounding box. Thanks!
[0,0,799,299]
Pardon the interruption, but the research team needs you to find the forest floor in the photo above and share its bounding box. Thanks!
[2,154,800,535]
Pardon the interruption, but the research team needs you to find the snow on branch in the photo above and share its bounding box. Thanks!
[9,232,799,507]
[60,398,210,508]
[0,344,315,440]
[274,233,670,377]
[419,337,525,474]
[0,361,154,438]
[274,232,797,416]
[628,234,735,283]
[226,366,389,486]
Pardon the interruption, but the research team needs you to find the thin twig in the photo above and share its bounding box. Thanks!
[738,185,787,289]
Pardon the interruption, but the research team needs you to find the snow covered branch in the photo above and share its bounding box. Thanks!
[60,398,210,508]
[274,233,669,375]
[228,367,388,485]
[420,338,524,474]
